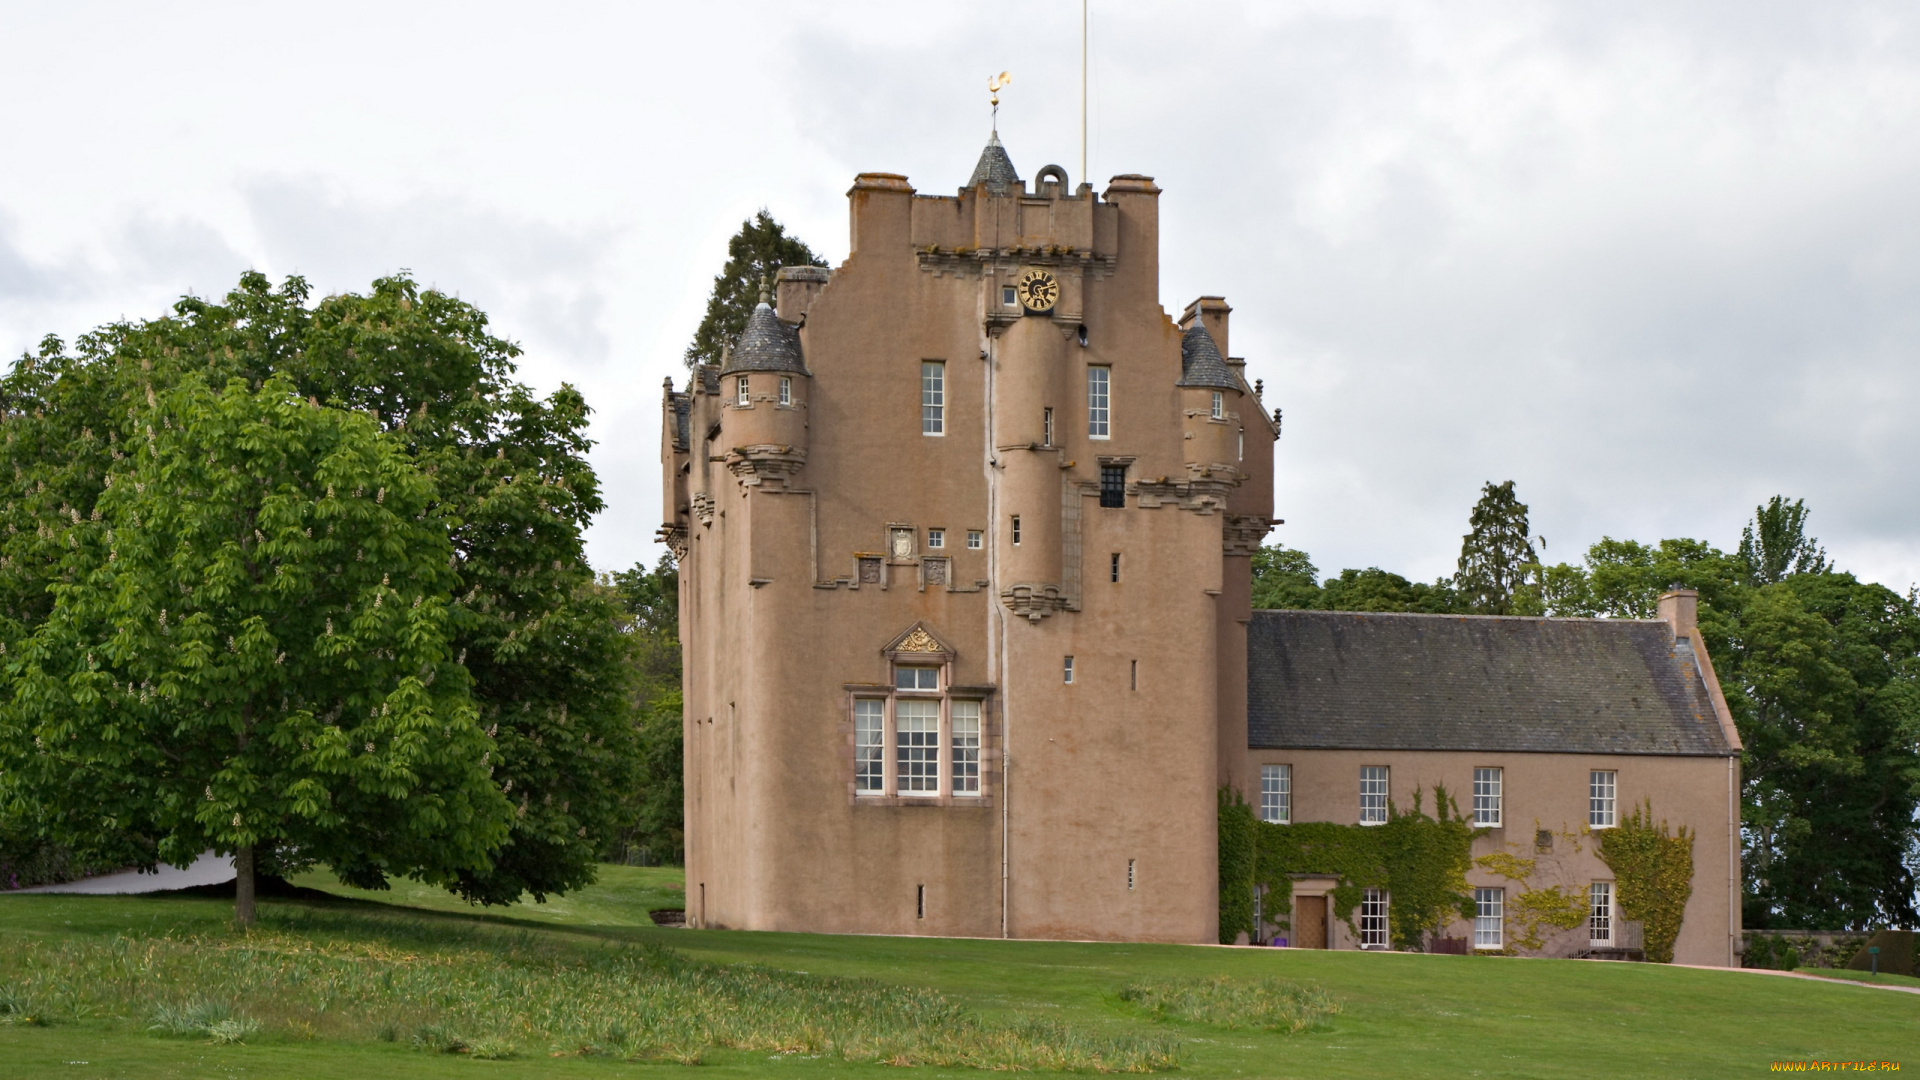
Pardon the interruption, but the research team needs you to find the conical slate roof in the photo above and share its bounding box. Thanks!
[1178,323,1238,390]
[967,132,1020,194]
[720,303,806,375]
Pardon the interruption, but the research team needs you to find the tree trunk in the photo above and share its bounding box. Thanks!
[235,844,256,926]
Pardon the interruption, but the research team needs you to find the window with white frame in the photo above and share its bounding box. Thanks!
[1011,516,1021,546]
[1473,887,1504,949]
[735,375,750,407]
[1002,285,1017,307]
[922,361,945,435]
[854,699,884,794]
[1473,767,1503,827]
[1590,770,1617,828]
[1063,656,1075,684]
[1259,764,1291,824]
[1042,407,1054,446]
[1211,391,1224,420]
[951,700,981,796]
[778,375,792,406]
[1087,366,1111,439]
[966,530,982,550]
[896,666,939,691]
[896,700,939,795]
[927,528,944,550]
[1589,881,1613,945]
[1360,765,1389,825]
[1359,888,1389,948]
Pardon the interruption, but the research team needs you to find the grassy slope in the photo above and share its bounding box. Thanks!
[1,865,1915,1078]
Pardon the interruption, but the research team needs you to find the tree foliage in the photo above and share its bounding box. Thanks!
[605,556,683,865]
[0,271,639,908]
[1454,480,1538,614]
[684,211,825,369]
[1251,547,1461,614]
[1740,495,1831,585]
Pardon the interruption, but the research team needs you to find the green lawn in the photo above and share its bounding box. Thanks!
[1,864,1914,1078]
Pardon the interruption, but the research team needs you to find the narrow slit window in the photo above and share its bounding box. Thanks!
[1087,366,1111,439]
[1042,407,1054,446]
[1110,552,1121,582]
[1011,516,1021,546]
[1130,659,1138,691]
[1360,766,1389,825]
[921,361,945,435]
[917,884,926,919]
[896,700,939,795]
[735,375,750,407]
[854,699,885,794]
[1063,656,1075,684]
[1260,764,1291,824]
[778,375,792,406]
[1127,859,1136,890]
[952,700,981,796]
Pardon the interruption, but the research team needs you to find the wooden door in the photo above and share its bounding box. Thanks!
[1294,895,1327,949]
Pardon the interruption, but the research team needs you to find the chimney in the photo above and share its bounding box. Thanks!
[1657,587,1698,638]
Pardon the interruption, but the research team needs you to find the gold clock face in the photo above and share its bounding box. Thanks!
[1015,268,1059,313]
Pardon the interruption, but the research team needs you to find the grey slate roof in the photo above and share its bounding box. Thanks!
[967,133,1021,194]
[719,303,807,375]
[1178,323,1239,390]
[1247,610,1734,756]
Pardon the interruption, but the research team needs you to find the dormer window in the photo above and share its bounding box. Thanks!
[735,376,750,407]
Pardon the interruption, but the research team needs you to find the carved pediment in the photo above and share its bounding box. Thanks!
[882,621,955,659]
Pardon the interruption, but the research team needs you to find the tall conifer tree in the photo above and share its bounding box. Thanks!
[684,211,825,369]
[1454,480,1538,615]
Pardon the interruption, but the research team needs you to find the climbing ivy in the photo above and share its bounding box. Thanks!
[1475,850,1588,951]
[1218,787,1480,951]
[1597,801,1695,964]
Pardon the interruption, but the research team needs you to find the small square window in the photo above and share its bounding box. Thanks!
[1003,285,1017,307]
[927,529,944,549]
[966,530,983,550]
[895,666,939,691]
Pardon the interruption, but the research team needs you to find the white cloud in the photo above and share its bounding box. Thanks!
[0,1,1915,591]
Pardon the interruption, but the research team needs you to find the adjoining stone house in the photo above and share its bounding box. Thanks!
[1241,591,1743,966]
[660,130,1743,963]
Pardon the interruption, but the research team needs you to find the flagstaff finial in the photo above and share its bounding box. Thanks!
[988,71,1011,133]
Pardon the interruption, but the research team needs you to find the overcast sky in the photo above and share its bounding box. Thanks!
[3,2,1916,592]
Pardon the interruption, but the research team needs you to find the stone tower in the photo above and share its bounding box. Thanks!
[660,134,1278,942]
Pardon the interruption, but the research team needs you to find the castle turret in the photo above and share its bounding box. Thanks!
[1175,317,1244,480]
[718,298,809,487]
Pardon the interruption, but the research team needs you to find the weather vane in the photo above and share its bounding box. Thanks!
[989,71,1011,133]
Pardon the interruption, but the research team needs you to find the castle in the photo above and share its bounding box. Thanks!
[660,134,1740,962]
